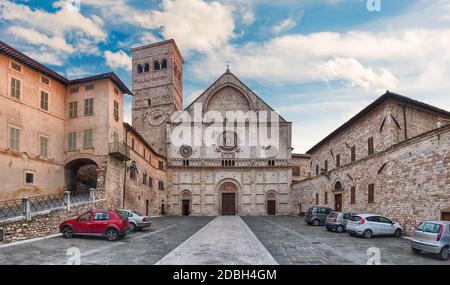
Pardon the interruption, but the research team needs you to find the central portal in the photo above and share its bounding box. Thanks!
[222,193,236,215]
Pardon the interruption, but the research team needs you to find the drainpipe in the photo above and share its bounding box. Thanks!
[402,104,408,140]
[123,129,130,209]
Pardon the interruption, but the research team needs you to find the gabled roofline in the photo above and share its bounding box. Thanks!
[70,72,133,95]
[0,41,132,95]
[183,70,290,123]
[123,123,166,159]
[131,39,184,63]
[306,91,450,154]
[0,41,69,84]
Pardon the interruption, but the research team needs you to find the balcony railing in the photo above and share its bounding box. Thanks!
[109,142,131,161]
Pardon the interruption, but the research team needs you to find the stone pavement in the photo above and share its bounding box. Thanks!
[156,216,278,265]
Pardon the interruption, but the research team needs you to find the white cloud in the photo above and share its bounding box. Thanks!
[272,17,297,34]
[8,26,75,53]
[104,50,132,71]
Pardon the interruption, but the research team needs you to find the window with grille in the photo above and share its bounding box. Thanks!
[10,78,21,99]
[40,136,48,158]
[368,183,375,203]
[24,171,34,185]
[351,186,356,204]
[114,100,119,119]
[158,181,164,190]
[84,98,94,116]
[368,137,374,155]
[41,76,50,85]
[40,91,49,111]
[69,101,78,118]
[83,129,93,148]
[11,62,22,72]
[68,132,77,151]
[292,166,300,177]
[10,127,20,151]
[158,161,164,170]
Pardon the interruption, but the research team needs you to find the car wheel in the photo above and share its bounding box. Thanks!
[394,229,402,237]
[312,219,320,226]
[363,229,373,239]
[106,228,119,241]
[62,226,73,239]
[438,246,449,261]
[412,248,422,255]
[336,225,344,233]
[129,223,136,232]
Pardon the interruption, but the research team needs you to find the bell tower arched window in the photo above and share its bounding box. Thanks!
[154,60,161,70]
[161,59,168,69]
[137,64,143,73]
[144,63,150,72]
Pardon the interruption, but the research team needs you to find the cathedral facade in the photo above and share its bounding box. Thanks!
[131,40,293,216]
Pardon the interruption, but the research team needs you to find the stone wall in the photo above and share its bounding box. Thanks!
[293,125,450,235]
[0,201,105,244]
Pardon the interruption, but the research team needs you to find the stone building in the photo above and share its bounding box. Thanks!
[293,92,450,233]
[0,41,167,214]
[132,40,293,216]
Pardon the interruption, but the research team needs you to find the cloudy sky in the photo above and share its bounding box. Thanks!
[1,0,450,153]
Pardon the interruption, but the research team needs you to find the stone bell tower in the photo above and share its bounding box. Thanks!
[131,39,183,156]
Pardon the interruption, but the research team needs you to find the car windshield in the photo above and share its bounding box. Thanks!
[131,211,143,216]
[350,216,362,222]
[422,223,442,233]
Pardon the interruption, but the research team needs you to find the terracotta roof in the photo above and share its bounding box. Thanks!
[306,91,450,154]
[123,123,166,159]
[0,41,69,84]
[70,72,132,95]
[0,41,132,95]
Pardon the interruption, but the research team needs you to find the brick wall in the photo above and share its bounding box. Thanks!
[294,125,450,235]
[0,201,105,244]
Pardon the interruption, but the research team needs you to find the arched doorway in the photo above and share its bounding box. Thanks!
[266,191,277,215]
[219,182,238,215]
[181,190,192,216]
[65,158,98,192]
[333,180,344,212]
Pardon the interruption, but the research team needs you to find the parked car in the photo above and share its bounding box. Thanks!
[122,210,152,231]
[59,209,130,241]
[410,221,450,260]
[346,214,403,239]
[306,207,334,226]
[325,212,353,233]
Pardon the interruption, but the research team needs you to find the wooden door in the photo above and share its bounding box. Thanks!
[267,200,276,215]
[182,200,190,216]
[334,194,342,212]
[222,193,236,215]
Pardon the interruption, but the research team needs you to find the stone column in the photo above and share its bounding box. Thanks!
[21,197,31,221]
[64,191,71,211]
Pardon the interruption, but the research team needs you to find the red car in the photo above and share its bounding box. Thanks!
[59,209,130,241]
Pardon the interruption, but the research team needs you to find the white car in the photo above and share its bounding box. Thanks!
[122,210,152,231]
[346,214,403,239]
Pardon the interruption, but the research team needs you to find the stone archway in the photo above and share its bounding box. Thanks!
[217,180,241,215]
[181,190,192,216]
[65,158,99,192]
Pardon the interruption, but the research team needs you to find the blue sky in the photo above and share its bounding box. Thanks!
[1,0,450,153]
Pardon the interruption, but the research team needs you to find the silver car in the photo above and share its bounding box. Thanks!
[346,214,403,239]
[325,212,353,233]
[410,221,450,260]
[123,210,152,231]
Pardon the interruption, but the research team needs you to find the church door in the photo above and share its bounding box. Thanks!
[222,193,236,215]
[267,200,276,215]
[182,200,190,216]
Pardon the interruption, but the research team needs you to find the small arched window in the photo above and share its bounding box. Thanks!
[334,181,343,190]
[144,63,150,72]
[147,99,151,106]
[161,59,168,69]
[137,64,143,73]
[154,60,161,70]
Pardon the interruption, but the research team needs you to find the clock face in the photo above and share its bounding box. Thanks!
[147,109,166,126]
